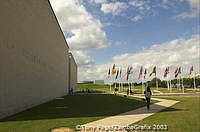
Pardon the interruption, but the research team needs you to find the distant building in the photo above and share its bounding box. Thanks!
[81,81,94,84]
[94,80,104,85]
[0,0,77,119]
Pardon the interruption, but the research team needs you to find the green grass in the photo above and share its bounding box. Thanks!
[130,96,200,132]
[76,84,200,94]
[0,94,146,132]
[76,84,110,93]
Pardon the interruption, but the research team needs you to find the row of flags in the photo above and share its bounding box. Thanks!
[108,65,195,81]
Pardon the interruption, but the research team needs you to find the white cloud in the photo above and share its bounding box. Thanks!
[91,0,107,4]
[132,15,143,21]
[78,35,199,82]
[176,0,200,18]
[72,50,94,67]
[50,0,109,68]
[101,2,128,15]
[129,0,147,7]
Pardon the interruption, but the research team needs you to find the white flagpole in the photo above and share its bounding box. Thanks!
[128,80,130,95]
[179,76,181,90]
[115,80,116,89]
[121,79,123,92]
[167,74,169,90]
[109,75,111,92]
[156,75,158,90]
[182,76,184,93]
[110,83,111,92]
[142,77,144,93]
[167,79,169,91]
[119,79,121,92]
[113,75,115,93]
[170,79,172,93]
[193,72,196,89]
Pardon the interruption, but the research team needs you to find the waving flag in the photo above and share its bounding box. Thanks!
[138,66,143,79]
[164,67,169,78]
[189,66,194,75]
[175,67,181,78]
[174,67,179,78]
[144,68,147,79]
[115,69,119,79]
[111,64,116,75]
[126,66,133,81]
[149,66,156,77]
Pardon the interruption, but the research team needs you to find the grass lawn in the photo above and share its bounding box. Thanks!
[130,96,200,132]
[76,84,199,95]
[76,84,110,93]
[0,94,146,132]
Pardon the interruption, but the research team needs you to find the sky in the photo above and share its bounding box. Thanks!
[50,0,200,83]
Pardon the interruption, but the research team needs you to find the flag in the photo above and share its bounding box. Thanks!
[149,66,156,77]
[108,68,110,77]
[189,66,193,75]
[164,67,169,78]
[174,67,179,78]
[144,68,147,79]
[111,64,116,75]
[138,66,143,79]
[175,67,181,78]
[126,66,133,81]
[115,69,119,80]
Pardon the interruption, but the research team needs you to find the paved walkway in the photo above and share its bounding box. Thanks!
[80,95,179,132]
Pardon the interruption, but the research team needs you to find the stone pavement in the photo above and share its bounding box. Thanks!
[79,95,179,132]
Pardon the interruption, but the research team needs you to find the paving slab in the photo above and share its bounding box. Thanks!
[79,95,179,132]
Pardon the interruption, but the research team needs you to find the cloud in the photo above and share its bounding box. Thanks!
[129,0,148,7]
[100,2,128,15]
[90,0,107,4]
[176,0,200,18]
[72,50,94,67]
[50,0,109,67]
[131,15,143,22]
[78,35,199,82]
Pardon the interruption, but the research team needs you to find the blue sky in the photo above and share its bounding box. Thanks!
[50,0,199,82]
[83,0,199,64]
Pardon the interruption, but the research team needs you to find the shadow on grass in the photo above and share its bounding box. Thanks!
[159,107,186,113]
[0,94,182,122]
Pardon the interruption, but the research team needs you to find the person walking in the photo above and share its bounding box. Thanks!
[144,86,152,110]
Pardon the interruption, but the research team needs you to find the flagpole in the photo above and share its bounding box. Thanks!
[155,66,158,90]
[119,78,121,92]
[182,75,184,93]
[167,74,169,91]
[167,79,169,91]
[110,80,111,92]
[142,77,144,93]
[109,75,111,92]
[169,70,172,93]
[181,66,184,93]
[121,78,123,92]
[170,79,172,93]
[128,80,130,95]
[193,72,196,89]
[113,75,115,93]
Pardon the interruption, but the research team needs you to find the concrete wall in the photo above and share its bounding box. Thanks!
[0,0,75,119]
[69,53,78,92]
